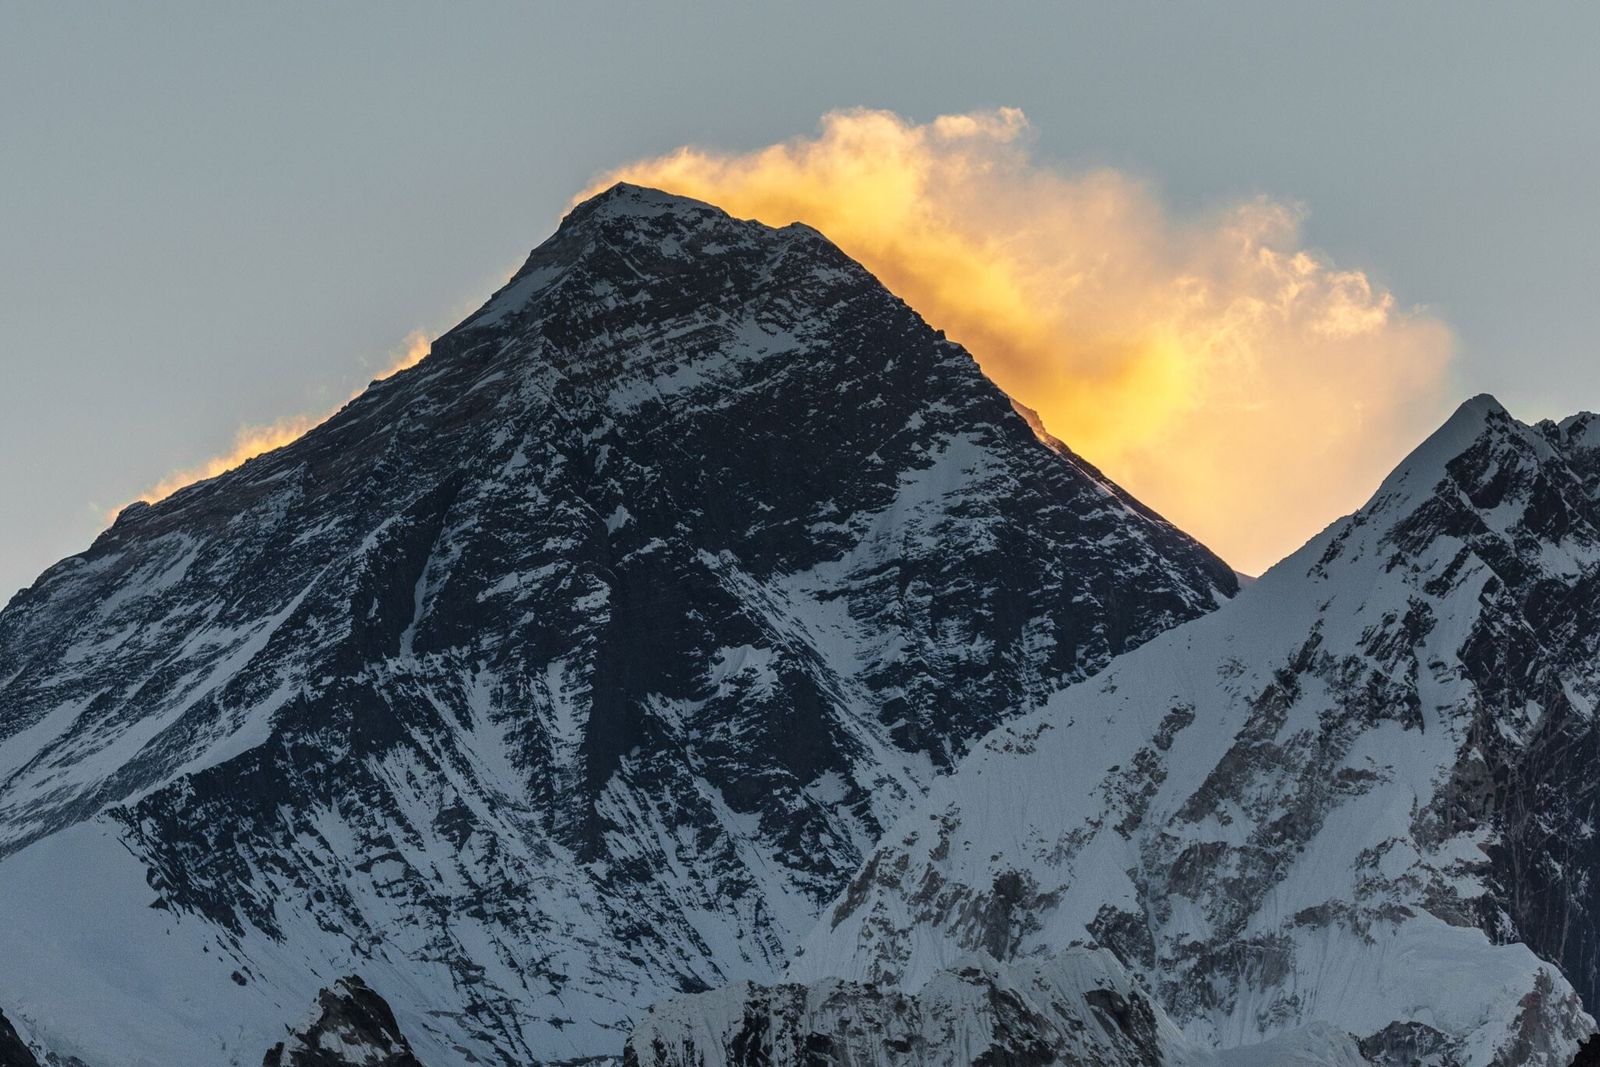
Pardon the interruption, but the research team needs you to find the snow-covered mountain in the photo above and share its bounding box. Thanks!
[0,184,1235,1066]
[761,395,1600,1065]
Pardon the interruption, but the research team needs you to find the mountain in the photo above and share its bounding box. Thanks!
[756,395,1600,1065]
[0,184,1235,1066]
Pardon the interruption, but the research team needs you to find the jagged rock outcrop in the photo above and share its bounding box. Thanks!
[626,948,1184,1067]
[0,184,1234,1066]
[790,396,1600,1066]
[626,947,1370,1067]
[263,977,424,1067]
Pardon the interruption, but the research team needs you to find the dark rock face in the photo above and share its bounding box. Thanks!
[264,977,424,1067]
[1473,412,1600,1017]
[0,184,1234,1064]
[625,949,1178,1067]
[0,1009,39,1067]
[1357,1020,1458,1067]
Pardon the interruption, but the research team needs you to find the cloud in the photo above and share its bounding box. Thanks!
[589,107,1455,573]
[121,331,432,513]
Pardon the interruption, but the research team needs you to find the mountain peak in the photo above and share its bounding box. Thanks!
[1556,409,1599,437]
[459,181,836,339]
[567,181,729,226]
[1403,390,1509,465]
[1455,390,1508,417]
[1545,410,1600,499]
[1363,391,1517,512]
[1263,390,1600,591]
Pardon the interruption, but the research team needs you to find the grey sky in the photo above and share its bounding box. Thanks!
[4,2,1599,600]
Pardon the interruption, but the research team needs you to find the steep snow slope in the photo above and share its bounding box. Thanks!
[0,184,1234,1066]
[792,396,1600,1066]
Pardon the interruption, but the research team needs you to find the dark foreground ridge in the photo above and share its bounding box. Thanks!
[264,977,424,1067]
[0,1009,40,1067]
[626,949,1178,1067]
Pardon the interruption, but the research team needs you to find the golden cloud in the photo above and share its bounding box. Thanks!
[588,108,1455,574]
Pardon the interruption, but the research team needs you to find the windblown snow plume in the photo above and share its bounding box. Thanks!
[128,331,432,509]
[593,107,1455,573]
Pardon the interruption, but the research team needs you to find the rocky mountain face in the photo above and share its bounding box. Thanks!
[625,946,1370,1067]
[0,184,1235,1066]
[625,947,1185,1067]
[769,396,1600,1066]
[263,977,424,1067]
[0,1010,40,1067]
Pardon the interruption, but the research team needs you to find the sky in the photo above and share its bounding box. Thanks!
[3,3,1600,599]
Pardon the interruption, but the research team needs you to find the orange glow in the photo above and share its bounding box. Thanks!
[376,329,432,379]
[133,415,323,506]
[122,331,432,513]
[589,108,1455,574]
